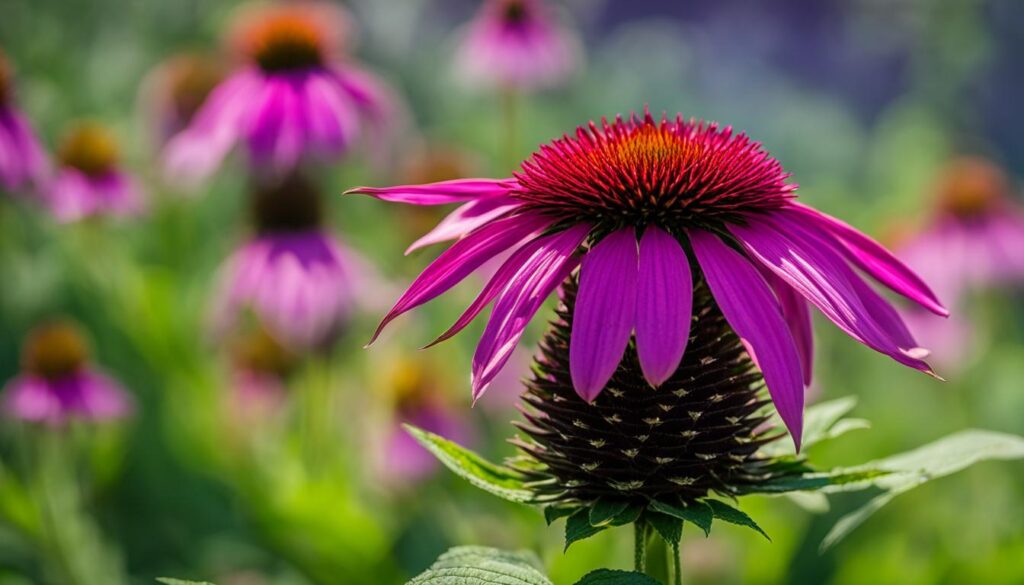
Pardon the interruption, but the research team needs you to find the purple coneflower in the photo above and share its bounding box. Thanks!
[455,0,579,91]
[0,49,48,193]
[897,157,1024,366]
[163,1,397,185]
[212,173,369,349]
[2,320,133,425]
[42,122,144,222]
[227,326,296,423]
[139,52,226,148]
[350,110,947,446]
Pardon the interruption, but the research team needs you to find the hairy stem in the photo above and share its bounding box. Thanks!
[671,540,682,585]
[634,519,647,573]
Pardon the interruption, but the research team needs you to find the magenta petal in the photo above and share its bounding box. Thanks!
[635,227,693,387]
[569,228,639,402]
[370,211,554,343]
[791,204,948,316]
[689,229,804,449]
[472,223,591,399]
[345,178,517,205]
[758,266,814,384]
[406,196,523,254]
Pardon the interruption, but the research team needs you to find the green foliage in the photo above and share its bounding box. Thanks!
[648,499,713,536]
[645,512,682,545]
[404,425,537,504]
[156,579,217,585]
[705,500,770,540]
[565,509,606,551]
[588,499,631,527]
[573,569,663,585]
[408,546,551,585]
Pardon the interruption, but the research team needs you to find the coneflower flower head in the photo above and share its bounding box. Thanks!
[455,0,579,91]
[163,1,398,185]
[3,320,133,424]
[42,122,144,221]
[141,53,226,146]
[0,49,48,193]
[227,326,296,422]
[350,109,948,448]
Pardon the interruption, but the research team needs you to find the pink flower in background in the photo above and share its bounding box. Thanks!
[139,52,226,148]
[212,173,371,349]
[227,327,296,424]
[897,157,1024,367]
[3,320,133,425]
[0,49,48,193]
[40,122,145,222]
[163,1,398,186]
[350,110,948,448]
[455,0,579,92]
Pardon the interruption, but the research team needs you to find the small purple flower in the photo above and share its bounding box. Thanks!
[3,320,133,425]
[0,50,48,193]
[41,122,145,222]
[211,173,372,349]
[349,110,949,448]
[455,0,580,92]
[163,1,398,186]
[898,157,1024,367]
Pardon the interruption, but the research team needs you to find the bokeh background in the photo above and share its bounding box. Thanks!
[1,0,1023,584]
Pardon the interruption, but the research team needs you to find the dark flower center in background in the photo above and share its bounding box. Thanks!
[167,55,224,123]
[389,359,438,415]
[502,0,529,24]
[251,172,323,234]
[22,321,90,380]
[0,51,10,105]
[232,327,297,378]
[244,14,326,73]
[513,113,795,232]
[513,277,780,507]
[58,122,120,177]
[937,157,1008,218]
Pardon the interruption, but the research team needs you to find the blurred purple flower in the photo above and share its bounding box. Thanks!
[226,327,295,424]
[350,110,948,448]
[211,173,373,349]
[3,320,133,425]
[0,50,48,193]
[139,52,226,149]
[898,157,1024,367]
[40,122,144,222]
[163,1,398,186]
[455,0,579,92]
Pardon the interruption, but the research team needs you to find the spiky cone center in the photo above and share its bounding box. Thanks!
[239,10,328,72]
[251,172,323,234]
[512,276,783,512]
[22,321,90,380]
[58,122,120,177]
[936,157,1010,218]
[512,113,796,234]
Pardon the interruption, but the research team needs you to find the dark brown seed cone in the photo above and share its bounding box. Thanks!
[512,275,783,508]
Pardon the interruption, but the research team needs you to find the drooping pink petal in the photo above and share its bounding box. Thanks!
[689,228,804,449]
[345,178,517,205]
[472,223,591,399]
[730,214,934,375]
[790,203,948,316]
[757,266,814,384]
[426,228,567,347]
[569,228,639,401]
[370,211,555,344]
[635,226,692,387]
[406,195,523,254]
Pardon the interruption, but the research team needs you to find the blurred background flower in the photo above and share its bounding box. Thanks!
[0,48,48,194]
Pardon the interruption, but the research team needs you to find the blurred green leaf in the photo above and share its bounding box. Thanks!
[573,569,662,585]
[820,429,1024,551]
[156,579,217,585]
[565,509,606,551]
[706,500,770,540]
[648,499,712,536]
[762,396,869,456]
[408,546,551,585]
[404,425,537,504]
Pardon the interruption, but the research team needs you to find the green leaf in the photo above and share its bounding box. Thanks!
[706,500,770,540]
[646,512,682,544]
[649,499,713,536]
[820,429,1024,551]
[157,580,216,585]
[408,546,551,585]
[573,569,663,585]
[762,397,867,456]
[608,504,643,526]
[751,468,888,493]
[544,505,577,526]
[405,425,536,504]
[589,499,630,527]
[565,508,606,551]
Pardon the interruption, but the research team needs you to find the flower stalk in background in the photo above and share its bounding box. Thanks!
[350,109,947,448]
[0,48,48,194]
[897,156,1024,367]
[211,172,371,349]
[2,319,133,425]
[41,122,144,222]
[163,0,398,186]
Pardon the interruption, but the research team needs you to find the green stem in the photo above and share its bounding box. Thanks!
[671,540,682,585]
[634,519,647,573]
